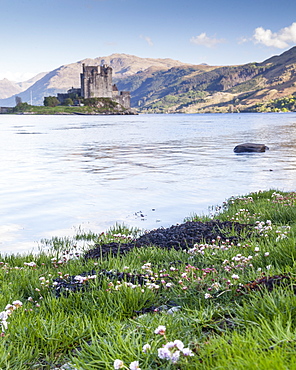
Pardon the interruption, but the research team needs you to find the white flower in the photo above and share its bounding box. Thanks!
[154,325,166,335]
[129,361,141,370]
[231,274,239,280]
[264,252,270,257]
[142,343,151,353]
[182,347,194,356]
[164,341,175,349]
[204,293,212,299]
[254,247,260,252]
[1,320,8,331]
[24,262,36,267]
[266,265,272,270]
[74,275,87,283]
[0,311,9,321]
[171,350,180,363]
[0,311,9,332]
[12,300,22,308]
[173,340,184,351]
[158,347,172,360]
[113,359,124,369]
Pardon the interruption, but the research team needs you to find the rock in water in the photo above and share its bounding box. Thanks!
[234,143,269,153]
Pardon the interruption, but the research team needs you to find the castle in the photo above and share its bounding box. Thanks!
[57,64,130,109]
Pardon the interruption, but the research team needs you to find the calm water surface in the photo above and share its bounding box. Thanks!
[0,113,295,253]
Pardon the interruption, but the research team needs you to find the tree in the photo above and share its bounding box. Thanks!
[44,96,60,107]
[62,98,73,106]
[12,102,30,113]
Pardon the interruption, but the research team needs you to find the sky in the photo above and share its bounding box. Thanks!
[1,0,296,81]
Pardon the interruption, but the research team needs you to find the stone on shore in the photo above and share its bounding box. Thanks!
[234,143,269,153]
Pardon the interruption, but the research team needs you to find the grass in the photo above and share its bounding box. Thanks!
[0,189,295,369]
[10,98,128,115]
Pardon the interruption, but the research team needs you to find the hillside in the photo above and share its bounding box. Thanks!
[0,79,22,99]
[0,54,188,107]
[115,46,296,113]
[1,48,296,112]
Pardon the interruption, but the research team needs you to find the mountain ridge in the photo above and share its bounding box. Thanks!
[0,54,189,106]
[1,48,296,112]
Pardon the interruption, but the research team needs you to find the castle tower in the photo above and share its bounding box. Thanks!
[80,63,113,99]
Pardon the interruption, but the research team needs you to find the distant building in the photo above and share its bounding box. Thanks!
[0,107,13,114]
[57,64,130,109]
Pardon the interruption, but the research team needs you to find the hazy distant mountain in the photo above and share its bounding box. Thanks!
[1,48,296,111]
[0,54,188,106]
[16,72,48,92]
[0,79,22,99]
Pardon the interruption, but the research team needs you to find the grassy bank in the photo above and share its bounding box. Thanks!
[0,190,295,369]
[8,99,132,115]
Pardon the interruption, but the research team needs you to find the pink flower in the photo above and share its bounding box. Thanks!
[12,300,22,308]
[154,325,166,335]
[158,347,171,360]
[171,350,180,363]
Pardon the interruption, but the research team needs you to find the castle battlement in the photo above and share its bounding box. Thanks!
[57,64,130,109]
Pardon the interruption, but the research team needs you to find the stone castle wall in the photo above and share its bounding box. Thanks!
[57,64,131,109]
[81,64,113,99]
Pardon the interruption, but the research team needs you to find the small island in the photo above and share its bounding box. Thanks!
[2,64,136,115]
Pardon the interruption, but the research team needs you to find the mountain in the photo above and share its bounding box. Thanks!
[0,54,188,107]
[115,46,296,112]
[0,79,22,99]
[1,48,296,112]
[16,72,48,92]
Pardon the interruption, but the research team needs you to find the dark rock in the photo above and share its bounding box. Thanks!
[84,220,253,260]
[234,143,269,153]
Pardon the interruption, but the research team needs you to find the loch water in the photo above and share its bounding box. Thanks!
[0,113,295,254]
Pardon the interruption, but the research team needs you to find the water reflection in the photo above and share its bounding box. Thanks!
[0,113,295,253]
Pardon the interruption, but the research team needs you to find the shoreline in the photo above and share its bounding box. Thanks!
[0,189,295,369]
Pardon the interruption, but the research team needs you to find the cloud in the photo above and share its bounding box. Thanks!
[140,35,154,46]
[237,36,249,45]
[190,32,225,48]
[253,22,296,48]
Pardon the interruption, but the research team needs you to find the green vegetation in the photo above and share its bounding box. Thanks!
[10,97,128,115]
[143,91,207,113]
[62,98,74,106]
[44,96,60,107]
[246,94,296,113]
[0,190,296,369]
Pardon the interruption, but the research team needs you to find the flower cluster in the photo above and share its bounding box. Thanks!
[24,261,37,268]
[0,300,23,334]
[74,274,97,284]
[113,359,140,370]
[113,325,194,369]
[153,325,194,364]
[254,220,272,235]
[271,192,296,206]
[187,239,234,255]
[97,232,134,246]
